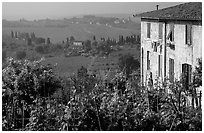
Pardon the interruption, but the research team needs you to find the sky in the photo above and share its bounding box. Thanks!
[2,2,183,20]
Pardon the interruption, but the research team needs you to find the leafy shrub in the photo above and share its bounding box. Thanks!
[118,54,140,77]
[2,58,62,130]
[34,37,45,44]
[35,45,49,54]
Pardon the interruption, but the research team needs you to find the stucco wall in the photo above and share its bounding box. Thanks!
[141,20,202,85]
[141,21,164,85]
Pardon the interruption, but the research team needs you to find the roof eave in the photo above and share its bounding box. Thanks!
[140,17,202,22]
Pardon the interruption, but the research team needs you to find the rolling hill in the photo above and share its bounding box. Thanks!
[2,15,141,43]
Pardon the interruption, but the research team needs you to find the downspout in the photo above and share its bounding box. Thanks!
[164,22,167,80]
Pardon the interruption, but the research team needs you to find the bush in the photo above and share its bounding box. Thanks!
[2,58,62,130]
[34,37,45,44]
[35,45,49,54]
[16,51,26,60]
[118,54,140,77]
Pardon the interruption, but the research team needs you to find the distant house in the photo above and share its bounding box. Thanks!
[114,20,120,24]
[71,41,84,50]
[73,41,83,46]
[136,2,202,89]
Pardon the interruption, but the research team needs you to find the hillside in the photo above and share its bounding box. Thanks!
[2,15,140,43]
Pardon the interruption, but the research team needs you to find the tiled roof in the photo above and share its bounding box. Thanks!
[136,2,202,21]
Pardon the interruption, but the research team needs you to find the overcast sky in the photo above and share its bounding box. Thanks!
[3,2,183,20]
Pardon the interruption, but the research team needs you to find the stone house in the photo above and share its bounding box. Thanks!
[136,2,202,90]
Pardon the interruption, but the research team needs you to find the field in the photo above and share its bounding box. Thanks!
[41,45,140,77]
[42,55,92,76]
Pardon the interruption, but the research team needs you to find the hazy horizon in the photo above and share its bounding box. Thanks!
[3,2,183,21]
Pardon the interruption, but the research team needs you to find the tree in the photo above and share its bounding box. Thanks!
[118,54,140,77]
[70,36,75,42]
[193,58,202,88]
[15,32,18,38]
[47,37,51,44]
[27,38,32,46]
[136,35,140,44]
[84,40,92,52]
[77,66,88,79]
[11,31,14,38]
[34,37,45,44]
[30,32,36,40]
[93,35,96,41]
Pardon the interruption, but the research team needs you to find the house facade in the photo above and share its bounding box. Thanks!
[137,2,202,88]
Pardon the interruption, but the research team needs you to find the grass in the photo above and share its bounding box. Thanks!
[41,55,92,76]
[89,45,140,73]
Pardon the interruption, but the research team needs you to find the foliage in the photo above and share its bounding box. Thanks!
[47,38,51,44]
[70,36,75,42]
[34,37,45,44]
[2,58,202,131]
[84,40,92,52]
[118,54,140,77]
[27,38,32,46]
[2,58,62,130]
[35,45,49,54]
[193,58,202,88]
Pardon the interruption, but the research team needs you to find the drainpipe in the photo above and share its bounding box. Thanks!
[164,22,167,80]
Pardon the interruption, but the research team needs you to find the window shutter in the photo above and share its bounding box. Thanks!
[182,64,192,90]
[147,51,150,70]
[186,24,192,45]
[159,23,163,39]
[147,23,151,38]
[169,58,174,82]
[167,24,174,41]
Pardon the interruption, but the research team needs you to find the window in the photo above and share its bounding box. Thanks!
[158,55,162,77]
[153,42,157,52]
[169,58,174,82]
[147,23,151,38]
[182,64,192,90]
[167,24,174,42]
[147,51,150,70]
[185,24,192,45]
[159,23,163,39]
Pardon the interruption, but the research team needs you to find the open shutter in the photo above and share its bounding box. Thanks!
[147,51,150,70]
[182,64,192,90]
[159,23,163,39]
[186,24,192,45]
[147,23,151,38]
[167,24,174,41]
[158,55,162,77]
[169,58,174,82]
